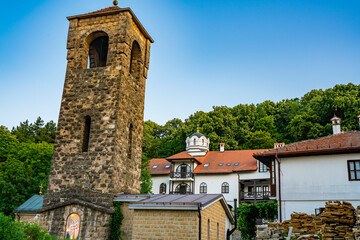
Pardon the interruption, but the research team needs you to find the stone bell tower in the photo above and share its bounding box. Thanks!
[39,2,153,239]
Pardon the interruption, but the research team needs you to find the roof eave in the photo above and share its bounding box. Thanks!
[67,7,154,43]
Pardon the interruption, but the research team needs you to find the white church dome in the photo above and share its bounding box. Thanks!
[186,130,210,157]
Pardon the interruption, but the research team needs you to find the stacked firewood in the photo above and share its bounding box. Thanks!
[289,213,319,234]
[319,201,355,240]
[354,206,360,239]
[257,201,359,240]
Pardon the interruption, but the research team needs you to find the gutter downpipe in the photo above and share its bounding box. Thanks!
[276,150,282,222]
[226,198,238,240]
[198,203,202,240]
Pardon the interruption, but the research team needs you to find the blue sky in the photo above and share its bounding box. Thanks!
[1,0,360,129]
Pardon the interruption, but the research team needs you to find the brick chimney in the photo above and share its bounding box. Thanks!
[330,115,341,134]
[274,142,285,149]
[220,143,225,153]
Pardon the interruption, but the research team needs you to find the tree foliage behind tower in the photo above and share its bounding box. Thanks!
[142,83,360,159]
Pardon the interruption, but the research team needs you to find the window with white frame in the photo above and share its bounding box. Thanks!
[200,182,207,193]
[221,182,229,193]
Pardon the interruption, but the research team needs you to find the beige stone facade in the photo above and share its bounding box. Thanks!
[131,210,199,240]
[121,203,135,240]
[16,213,38,223]
[39,5,153,239]
[119,196,232,240]
[201,201,227,240]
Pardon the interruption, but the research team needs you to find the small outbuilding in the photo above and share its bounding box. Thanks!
[14,195,43,223]
[116,194,236,240]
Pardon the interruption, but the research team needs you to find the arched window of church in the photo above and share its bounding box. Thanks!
[128,124,134,160]
[159,183,166,194]
[202,139,205,145]
[129,41,142,78]
[221,182,229,194]
[87,32,109,68]
[175,183,191,194]
[200,182,207,193]
[81,116,91,152]
[194,139,196,145]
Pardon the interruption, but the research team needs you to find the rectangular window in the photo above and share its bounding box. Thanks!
[256,186,262,193]
[259,161,268,172]
[348,160,360,181]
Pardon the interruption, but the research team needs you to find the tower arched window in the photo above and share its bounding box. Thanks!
[81,116,91,152]
[202,139,205,145]
[200,182,207,193]
[129,41,142,78]
[83,31,109,69]
[221,182,229,194]
[159,183,166,194]
[194,139,197,145]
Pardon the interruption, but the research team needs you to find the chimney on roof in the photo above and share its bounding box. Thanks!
[274,142,285,149]
[357,114,360,130]
[330,115,341,134]
[220,143,225,153]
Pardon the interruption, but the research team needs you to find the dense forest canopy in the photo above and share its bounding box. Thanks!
[142,83,360,159]
[0,83,359,216]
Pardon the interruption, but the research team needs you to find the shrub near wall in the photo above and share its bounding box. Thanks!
[0,213,55,240]
[237,201,278,240]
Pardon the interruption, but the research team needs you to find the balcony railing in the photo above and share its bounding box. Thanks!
[240,191,270,200]
[170,172,194,179]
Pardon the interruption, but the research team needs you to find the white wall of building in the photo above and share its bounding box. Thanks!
[194,174,238,206]
[239,169,270,181]
[151,175,170,194]
[277,153,360,220]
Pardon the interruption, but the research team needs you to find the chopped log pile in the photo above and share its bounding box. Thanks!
[257,201,359,240]
[354,206,360,239]
[320,201,355,239]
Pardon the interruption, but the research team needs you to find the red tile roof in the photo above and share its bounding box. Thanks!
[193,150,265,174]
[254,131,360,163]
[166,151,203,163]
[88,6,121,14]
[150,149,266,175]
[149,158,171,175]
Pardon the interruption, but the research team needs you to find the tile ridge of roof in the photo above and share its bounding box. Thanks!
[282,130,359,147]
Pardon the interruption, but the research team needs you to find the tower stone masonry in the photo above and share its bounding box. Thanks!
[39,4,153,239]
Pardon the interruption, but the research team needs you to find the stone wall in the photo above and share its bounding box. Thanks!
[16,213,38,223]
[39,203,112,239]
[201,200,227,240]
[120,203,134,240]
[45,9,151,208]
[131,210,199,239]
[40,6,152,239]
